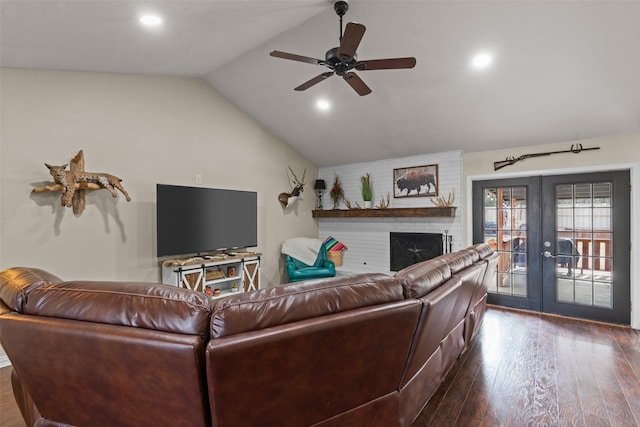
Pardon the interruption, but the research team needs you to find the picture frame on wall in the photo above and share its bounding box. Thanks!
[393,164,438,198]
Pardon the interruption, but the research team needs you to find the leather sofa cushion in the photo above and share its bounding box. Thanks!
[211,273,403,338]
[395,258,452,299]
[472,243,494,259]
[0,267,62,313]
[439,251,475,274]
[25,281,214,336]
[462,247,481,263]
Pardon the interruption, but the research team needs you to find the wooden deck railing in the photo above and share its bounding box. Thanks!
[575,239,611,272]
[489,237,612,274]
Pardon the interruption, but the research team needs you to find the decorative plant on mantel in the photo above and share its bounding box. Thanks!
[329,175,344,209]
[360,173,372,208]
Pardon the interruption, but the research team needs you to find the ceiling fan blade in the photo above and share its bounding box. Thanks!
[355,57,417,71]
[342,72,372,96]
[270,50,324,66]
[294,72,334,91]
[337,22,366,61]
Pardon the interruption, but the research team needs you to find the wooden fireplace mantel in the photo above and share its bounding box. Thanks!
[312,207,456,219]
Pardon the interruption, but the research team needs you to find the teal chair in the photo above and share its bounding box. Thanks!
[285,243,336,282]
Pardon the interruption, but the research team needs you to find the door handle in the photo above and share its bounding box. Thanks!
[543,251,557,259]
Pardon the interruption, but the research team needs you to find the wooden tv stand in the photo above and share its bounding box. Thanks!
[161,252,261,299]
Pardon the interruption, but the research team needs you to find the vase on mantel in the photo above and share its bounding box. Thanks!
[363,201,372,209]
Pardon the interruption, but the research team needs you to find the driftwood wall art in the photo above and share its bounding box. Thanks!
[32,150,131,215]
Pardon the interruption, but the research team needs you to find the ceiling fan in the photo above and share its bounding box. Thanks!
[270,1,417,96]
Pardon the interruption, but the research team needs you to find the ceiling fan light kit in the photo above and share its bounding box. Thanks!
[270,1,416,96]
[334,1,349,18]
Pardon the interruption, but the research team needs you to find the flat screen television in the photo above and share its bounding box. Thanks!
[156,184,257,258]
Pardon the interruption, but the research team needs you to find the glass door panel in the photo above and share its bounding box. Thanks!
[542,171,629,324]
[473,177,541,310]
[554,182,613,308]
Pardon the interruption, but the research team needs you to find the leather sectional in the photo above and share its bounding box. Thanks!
[0,243,497,427]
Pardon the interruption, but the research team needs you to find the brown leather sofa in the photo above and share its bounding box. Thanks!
[0,244,497,427]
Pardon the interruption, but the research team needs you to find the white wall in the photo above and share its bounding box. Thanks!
[318,151,462,274]
[463,132,640,329]
[0,68,319,287]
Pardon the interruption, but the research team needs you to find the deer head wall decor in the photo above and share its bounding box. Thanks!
[278,166,306,208]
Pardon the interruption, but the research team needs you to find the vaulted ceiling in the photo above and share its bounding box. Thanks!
[2,1,639,166]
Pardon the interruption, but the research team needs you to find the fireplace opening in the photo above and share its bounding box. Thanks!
[390,232,445,271]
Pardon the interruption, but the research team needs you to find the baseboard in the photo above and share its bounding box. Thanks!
[0,354,11,368]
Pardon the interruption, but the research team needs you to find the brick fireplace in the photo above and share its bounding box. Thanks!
[390,232,451,271]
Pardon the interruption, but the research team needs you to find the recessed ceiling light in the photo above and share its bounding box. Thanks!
[471,53,492,69]
[139,14,163,27]
[316,99,331,111]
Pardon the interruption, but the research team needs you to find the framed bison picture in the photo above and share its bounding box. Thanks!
[393,164,438,198]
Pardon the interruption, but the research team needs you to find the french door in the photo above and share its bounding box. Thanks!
[472,171,630,324]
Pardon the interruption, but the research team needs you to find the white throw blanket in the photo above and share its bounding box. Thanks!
[281,237,322,266]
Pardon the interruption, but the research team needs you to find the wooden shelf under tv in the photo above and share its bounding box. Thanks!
[312,207,456,218]
[161,253,261,298]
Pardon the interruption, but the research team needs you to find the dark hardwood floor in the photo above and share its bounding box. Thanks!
[1,365,24,427]
[413,306,640,426]
[2,306,639,427]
